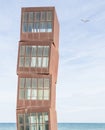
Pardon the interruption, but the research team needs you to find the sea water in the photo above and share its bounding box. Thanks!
[0,123,105,130]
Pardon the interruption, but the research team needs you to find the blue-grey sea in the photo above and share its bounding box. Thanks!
[0,123,105,130]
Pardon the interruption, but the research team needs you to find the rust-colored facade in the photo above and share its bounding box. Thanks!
[16,7,59,130]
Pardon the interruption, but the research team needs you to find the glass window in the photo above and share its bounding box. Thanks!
[37,57,42,67]
[47,11,52,21]
[23,12,28,22]
[31,46,36,56]
[35,12,40,21]
[26,126,30,130]
[38,90,43,100]
[26,46,31,56]
[28,23,34,32]
[19,89,24,99]
[20,126,24,130]
[18,114,24,124]
[32,78,37,88]
[31,57,36,67]
[19,78,25,88]
[42,57,48,68]
[38,78,43,88]
[22,23,28,32]
[31,89,37,100]
[47,22,52,32]
[41,12,46,21]
[37,46,43,56]
[20,46,25,56]
[25,57,30,67]
[26,88,31,99]
[30,114,36,123]
[19,57,24,67]
[26,78,31,88]
[34,22,40,32]
[44,90,49,100]
[43,46,49,56]
[25,114,30,124]
[29,12,34,22]
[40,22,47,32]
[44,78,49,88]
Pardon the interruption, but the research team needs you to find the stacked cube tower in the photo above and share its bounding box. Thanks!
[16,7,59,130]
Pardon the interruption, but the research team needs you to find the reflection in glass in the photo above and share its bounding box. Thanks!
[38,90,43,100]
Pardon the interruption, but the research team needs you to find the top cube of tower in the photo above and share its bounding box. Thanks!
[20,7,59,48]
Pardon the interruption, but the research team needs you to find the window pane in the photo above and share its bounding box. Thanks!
[23,12,28,22]
[25,114,30,124]
[44,113,48,122]
[31,57,36,67]
[43,46,49,56]
[42,57,48,68]
[44,78,49,88]
[37,46,43,56]
[38,78,43,88]
[20,46,25,56]
[47,22,52,32]
[31,125,36,130]
[38,113,43,123]
[31,89,37,100]
[32,78,37,88]
[34,22,40,32]
[35,12,40,21]
[22,22,28,32]
[26,126,30,130]
[37,57,42,67]
[19,89,24,99]
[44,90,49,100]
[25,57,30,67]
[38,125,43,130]
[30,114,36,123]
[31,46,36,56]
[26,78,31,88]
[19,78,25,88]
[38,90,43,100]
[47,11,52,21]
[28,23,34,32]
[20,126,24,130]
[18,114,24,124]
[26,89,31,99]
[41,11,46,21]
[29,12,34,22]
[19,57,24,67]
[26,46,31,56]
[40,22,46,32]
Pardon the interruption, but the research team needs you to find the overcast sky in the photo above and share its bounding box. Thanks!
[0,0,105,123]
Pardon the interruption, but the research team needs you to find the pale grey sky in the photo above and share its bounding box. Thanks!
[0,0,105,123]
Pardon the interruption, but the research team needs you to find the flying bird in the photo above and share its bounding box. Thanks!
[81,19,90,23]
